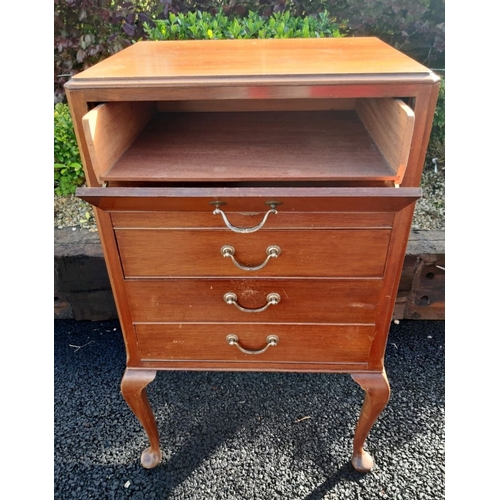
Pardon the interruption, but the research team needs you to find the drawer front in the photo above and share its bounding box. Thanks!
[116,229,391,278]
[135,323,375,364]
[78,186,421,215]
[125,279,382,323]
[111,211,394,230]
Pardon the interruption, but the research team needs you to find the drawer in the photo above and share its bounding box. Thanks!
[125,279,383,323]
[134,323,375,364]
[116,228,391,278]
[81,100,414,184]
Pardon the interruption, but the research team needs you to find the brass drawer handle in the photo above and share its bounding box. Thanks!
[223,292,280,313]
[212,203,279,233]
[221,245,281,271]
[226,334,279,355]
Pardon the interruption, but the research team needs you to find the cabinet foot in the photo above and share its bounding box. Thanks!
[351,449,374,473]
[121,369,162,468]
[140,446,162,469]
[351,370,390,473]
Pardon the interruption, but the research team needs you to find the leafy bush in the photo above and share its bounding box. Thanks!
[54,0,161,102]
[149,1,444,66]
[144,1,328,18]
[144,9,345,40]
[426,78,445,167]
[54,103,85,196]
[431,78,445,145]
[338,0,444,67]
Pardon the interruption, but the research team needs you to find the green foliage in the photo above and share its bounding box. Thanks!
[54,0,161,102]
[147,1,334,18]
[148,1,444,66]
[426,78,445,167]
[432,79,445,145]
[54,103,84,196]
[144,10,345,40]
[336,0,445,67]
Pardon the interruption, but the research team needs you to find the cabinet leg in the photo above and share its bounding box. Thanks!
[350,370,390,473]
[121,369,162,469]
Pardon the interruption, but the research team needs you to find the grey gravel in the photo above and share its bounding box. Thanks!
[54,319,444,499]
[54,194,98,232]
[411,166,445,230]
[53,165,444,232]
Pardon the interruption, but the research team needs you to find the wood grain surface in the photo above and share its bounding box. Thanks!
[125,278,382,324]
[115,228,391,278]
[101,110,399,183]
[135,323,375,364]
[67,38,431,85]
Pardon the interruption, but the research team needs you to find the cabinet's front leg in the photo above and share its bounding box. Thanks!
[121,369,162,469]
[350,370,390,473]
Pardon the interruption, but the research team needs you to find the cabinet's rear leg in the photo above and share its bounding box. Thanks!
[350,370,390,473]
[121,369,161,468]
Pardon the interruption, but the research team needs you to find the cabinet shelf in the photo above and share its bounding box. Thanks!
[83,98,414,185]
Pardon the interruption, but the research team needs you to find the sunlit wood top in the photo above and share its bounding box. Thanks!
[67,38,434,88]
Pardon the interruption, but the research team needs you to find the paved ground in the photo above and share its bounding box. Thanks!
[54,319,444,499]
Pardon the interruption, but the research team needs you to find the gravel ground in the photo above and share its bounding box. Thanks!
[54,319,444,500]
[54,166,444,232]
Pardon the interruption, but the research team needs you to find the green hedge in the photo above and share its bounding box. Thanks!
[426,78,445,167]
[144,10,344,40]
[54,103,84,196]
[142,1,444,67]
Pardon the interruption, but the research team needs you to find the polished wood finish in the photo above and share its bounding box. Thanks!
[111,210,395,230]
[125,279,382,324]
[115,228,391,278]
[66,38,431,86]
[67,38,439,473]
[135,323,375,364]
[77,186,421,212]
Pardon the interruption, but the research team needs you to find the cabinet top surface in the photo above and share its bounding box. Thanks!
[66,38,435,88]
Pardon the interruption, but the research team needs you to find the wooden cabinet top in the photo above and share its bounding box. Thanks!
[66,37,437,89]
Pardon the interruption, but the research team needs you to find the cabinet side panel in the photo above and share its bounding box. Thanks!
[82,101,156,183]
[369,203,417,369]
[400,82,440,187]
[92,209,142,365]
[65,90,98,187]
[356,98,414,183]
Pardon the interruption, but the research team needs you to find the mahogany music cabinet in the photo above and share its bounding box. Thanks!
[65,38,439,472]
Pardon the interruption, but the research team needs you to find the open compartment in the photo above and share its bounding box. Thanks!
[81,98,414,186]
